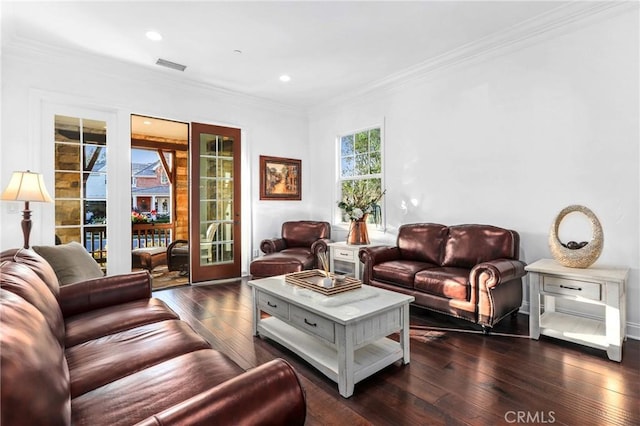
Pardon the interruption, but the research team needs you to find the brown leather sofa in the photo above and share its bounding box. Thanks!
[359,223,526,332]
[250,220,331,278]
[1,248,306,426]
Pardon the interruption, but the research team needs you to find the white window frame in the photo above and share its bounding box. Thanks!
[335,124,385,231]
[39,97,127,275]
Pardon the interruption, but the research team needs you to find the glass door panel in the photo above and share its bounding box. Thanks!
[190,123,241,282]
[54,114,108,270]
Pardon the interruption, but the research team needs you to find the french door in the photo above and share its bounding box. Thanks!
[190,123,241,282]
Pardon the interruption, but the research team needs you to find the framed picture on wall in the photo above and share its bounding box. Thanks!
[259,155,301,200]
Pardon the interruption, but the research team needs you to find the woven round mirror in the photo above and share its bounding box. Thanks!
[548,205,603,268]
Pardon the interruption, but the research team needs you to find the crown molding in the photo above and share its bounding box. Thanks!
[309,1,639,117]
[4,1,636,118]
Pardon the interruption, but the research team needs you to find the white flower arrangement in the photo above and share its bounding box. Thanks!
[338,181,385,222]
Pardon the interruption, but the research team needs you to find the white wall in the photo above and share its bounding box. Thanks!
[308,9,639,337]
[2,5,637,338]
[0,43,313,275]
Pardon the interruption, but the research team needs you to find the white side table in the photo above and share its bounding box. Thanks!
[526,259,628,362]
[328,242,372,280]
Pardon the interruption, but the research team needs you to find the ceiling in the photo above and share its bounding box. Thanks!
[2,1,570,109]
[131,115,189,141]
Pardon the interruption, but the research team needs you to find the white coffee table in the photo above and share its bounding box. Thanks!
[248,275,414,398]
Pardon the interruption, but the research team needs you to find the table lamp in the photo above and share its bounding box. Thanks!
[1,170,53,248]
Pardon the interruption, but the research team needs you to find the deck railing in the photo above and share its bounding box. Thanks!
[82,223,174,270]
[131,223,174,249]
[85,225,108,268]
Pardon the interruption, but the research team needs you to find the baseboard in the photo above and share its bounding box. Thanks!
[520,301,639,341]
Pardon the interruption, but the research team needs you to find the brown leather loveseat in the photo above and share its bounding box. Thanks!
[359,223,526,332]
[1,248,306,426]
[250,220,331,278]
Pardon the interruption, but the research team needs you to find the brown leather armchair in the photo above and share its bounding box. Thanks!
[250,221,331,278]
[359,223,526,332]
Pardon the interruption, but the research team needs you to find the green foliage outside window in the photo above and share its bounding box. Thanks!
[338,127,383,225]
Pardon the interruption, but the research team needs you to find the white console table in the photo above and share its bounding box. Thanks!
[526,259,628,362]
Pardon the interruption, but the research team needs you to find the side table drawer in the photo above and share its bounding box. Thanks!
[258,292,290,320]
[542,276,601,301]
[290,305,335,343]
[333,248,355,262]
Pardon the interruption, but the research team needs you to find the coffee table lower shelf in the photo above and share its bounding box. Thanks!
[257,316,404,398]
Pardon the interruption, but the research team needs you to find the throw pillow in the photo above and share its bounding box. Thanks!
[33,242,104,285]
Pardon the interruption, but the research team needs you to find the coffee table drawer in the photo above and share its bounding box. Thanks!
[258,291,289,320]
[290,305,335,343]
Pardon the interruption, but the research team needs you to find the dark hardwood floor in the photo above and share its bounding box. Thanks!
[153,279,639,426]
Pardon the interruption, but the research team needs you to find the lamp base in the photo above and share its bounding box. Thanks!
[22,202,32,249]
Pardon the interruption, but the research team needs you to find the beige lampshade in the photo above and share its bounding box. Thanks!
[1,170,53,203]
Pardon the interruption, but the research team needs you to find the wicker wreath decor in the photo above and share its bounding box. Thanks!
[548,205,603,268]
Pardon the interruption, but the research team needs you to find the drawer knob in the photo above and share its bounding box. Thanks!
[339,251,349,256]
[267,301,277,308]
[304,318,317,327]
[560,284,582,291]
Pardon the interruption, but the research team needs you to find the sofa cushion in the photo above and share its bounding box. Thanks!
[33,242,104,285]
[1,248,61,300]
[279,248,315,267]
[65,298,179,347]
[373,260,437,289]
[1,289,71,426]
[281,221,330,248]
[66,320,211,397]
[1,261,65,345]
[397,223,448,265]
[71,349,244,426]
[250,253,306,277]
[414,267,470,301]
[442,225,518,268]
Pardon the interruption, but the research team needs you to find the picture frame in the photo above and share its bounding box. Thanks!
[259,155,301,200]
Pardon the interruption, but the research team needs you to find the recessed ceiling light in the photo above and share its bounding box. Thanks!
[279,75,291,82]
[143,121,152,125]
[146,31,163,41]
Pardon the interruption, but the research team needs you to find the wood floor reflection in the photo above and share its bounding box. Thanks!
[153,279,639,426]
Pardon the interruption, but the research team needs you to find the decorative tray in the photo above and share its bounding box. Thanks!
[285,270,362,296]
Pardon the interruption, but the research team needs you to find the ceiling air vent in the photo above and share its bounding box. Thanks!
[155,58,187,72]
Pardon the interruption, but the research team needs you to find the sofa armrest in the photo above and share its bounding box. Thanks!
[358,246,400,284]
[134,358,306,426]
[260,238,287,254]
[470,259,527,290]
[59,271,152,318]
[310,238,330,255]
[471,259,527,328]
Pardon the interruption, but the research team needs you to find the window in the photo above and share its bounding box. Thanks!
[338,126,383,225]
[54,115,108,268]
